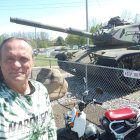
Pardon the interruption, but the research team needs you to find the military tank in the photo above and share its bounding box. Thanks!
[10,17,140,89]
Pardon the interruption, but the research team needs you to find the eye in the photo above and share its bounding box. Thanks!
[6,57,14,63]
[20,57,29,63]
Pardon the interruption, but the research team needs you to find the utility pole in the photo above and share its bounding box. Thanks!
[35,27,37,49]
[86,0,89,46]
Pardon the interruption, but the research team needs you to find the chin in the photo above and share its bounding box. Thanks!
[12,77,26,82]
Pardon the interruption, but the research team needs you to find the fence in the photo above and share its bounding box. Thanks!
[55,60,140,107]
[34,58,140,125]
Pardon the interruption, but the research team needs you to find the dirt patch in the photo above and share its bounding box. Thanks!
[52,97,105,129]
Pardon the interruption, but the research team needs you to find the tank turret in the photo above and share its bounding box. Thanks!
[10,17,140,46]
[10,17,140,89]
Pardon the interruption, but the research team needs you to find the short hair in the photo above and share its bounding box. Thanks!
[0,37,33,59]
[0,37,31,50]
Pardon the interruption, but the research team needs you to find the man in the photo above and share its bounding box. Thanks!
[0,37,57,140]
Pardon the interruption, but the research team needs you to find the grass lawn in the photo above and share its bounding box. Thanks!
[34,54,58,67]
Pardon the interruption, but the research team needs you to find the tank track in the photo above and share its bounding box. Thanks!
[116,52,140,90]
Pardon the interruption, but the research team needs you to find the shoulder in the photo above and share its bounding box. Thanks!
[0,82,11,97]
[29,79,50,102]
[30,79,45,87]
[0,83,12,105]
[29,79,48,93]
[0,82,8,90]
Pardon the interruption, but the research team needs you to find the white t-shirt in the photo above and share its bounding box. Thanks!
[0,80,57,140]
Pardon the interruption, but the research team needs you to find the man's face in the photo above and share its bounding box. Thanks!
[0,39,34,85]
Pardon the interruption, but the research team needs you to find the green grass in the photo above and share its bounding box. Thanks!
[34,54,58,67]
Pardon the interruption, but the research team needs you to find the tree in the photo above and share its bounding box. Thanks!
[0,34,11,44]
[65,34,86,46]
[90,24,102,33]
[89,21,102,44]
[54,36,65,46]
[32,31,53,48]
[65,20,103,46]
[0,31,54,49]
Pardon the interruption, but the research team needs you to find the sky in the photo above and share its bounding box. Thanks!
[0,0,140,39]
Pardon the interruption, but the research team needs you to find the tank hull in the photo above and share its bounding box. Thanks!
[57,46,140,90]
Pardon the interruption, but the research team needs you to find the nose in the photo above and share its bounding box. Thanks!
[13,60,22,68]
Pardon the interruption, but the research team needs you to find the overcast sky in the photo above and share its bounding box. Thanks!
[0,0,140,39]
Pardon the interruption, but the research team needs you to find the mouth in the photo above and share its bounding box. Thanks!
[11,72,24,76]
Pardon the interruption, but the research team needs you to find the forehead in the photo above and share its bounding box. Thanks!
[1,39,33,54]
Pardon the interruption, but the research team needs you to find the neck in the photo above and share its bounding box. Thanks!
[4,80,31,95]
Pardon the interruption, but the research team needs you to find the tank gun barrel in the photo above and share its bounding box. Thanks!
[10,17,140,46]
[10,17,92,38]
